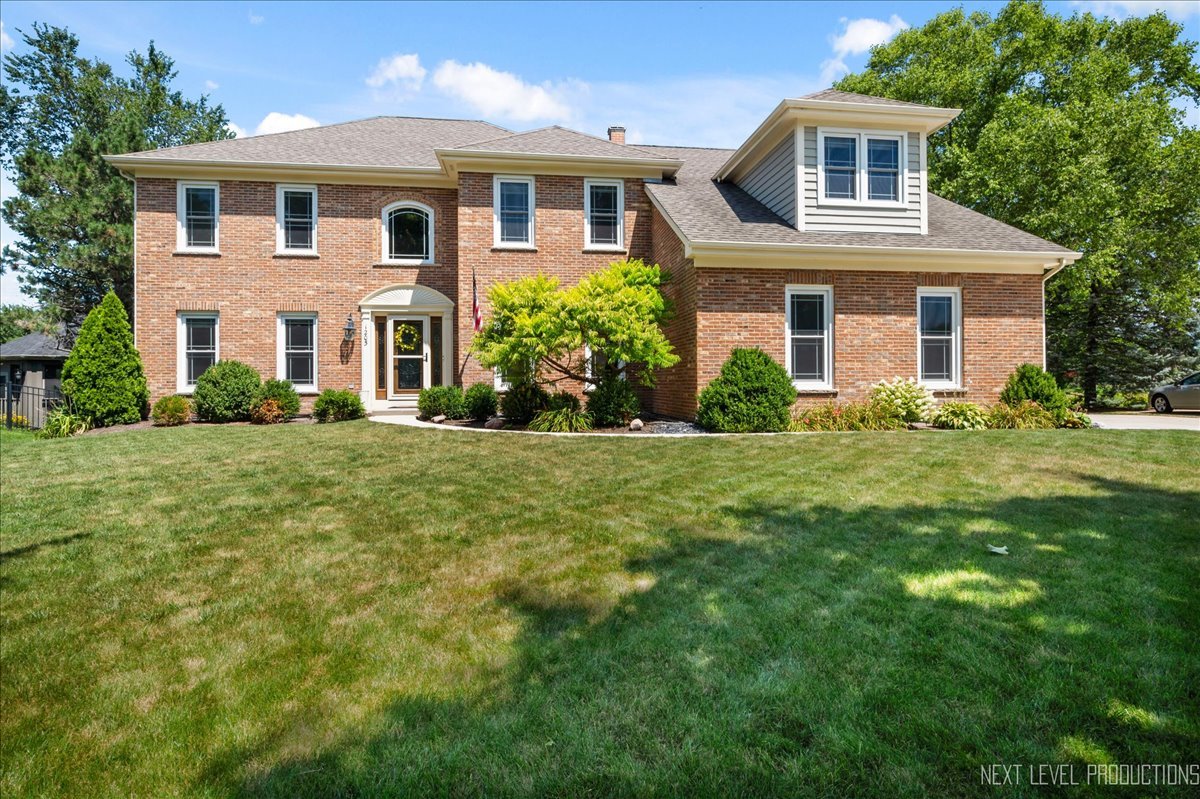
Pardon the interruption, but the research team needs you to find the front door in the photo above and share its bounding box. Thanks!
[388,316,430,398]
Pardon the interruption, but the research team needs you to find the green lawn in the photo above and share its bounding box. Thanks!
[2,423,1198,797]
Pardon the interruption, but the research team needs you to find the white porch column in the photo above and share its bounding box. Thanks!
[359,309,372,406]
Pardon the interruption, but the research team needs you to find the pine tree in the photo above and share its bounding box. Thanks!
[61,291,149,426]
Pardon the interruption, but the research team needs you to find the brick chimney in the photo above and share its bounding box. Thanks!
[607,126,626,145]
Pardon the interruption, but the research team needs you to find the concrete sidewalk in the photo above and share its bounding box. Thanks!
[1089,411,1200,431]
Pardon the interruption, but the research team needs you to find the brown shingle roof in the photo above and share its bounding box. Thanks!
[115,117,509,169]
[642,145,1074,254]
[454,125,666,160]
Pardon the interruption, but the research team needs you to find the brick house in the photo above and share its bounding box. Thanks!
[105,90,1080,418]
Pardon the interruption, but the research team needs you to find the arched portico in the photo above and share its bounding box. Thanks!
[359,284,455,411]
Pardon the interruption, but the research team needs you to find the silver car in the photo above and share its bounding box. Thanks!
[1150,372,1200,412]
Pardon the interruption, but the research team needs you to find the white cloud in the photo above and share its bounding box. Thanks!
[248,10,264,25]
[204,79,219,92]
[1,20,15,51]
[1073,1,1199,19]
[366,53,426,91]
[820,15,909,85]
[227,121,248,138]
[253,112,319,136]
[432,60,575,122]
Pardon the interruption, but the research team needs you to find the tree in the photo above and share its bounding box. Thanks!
[474,259,680,386]
[61,291,148,426]
[837,1,1200,407]
[1,24,232,331]
[0,304,57,344]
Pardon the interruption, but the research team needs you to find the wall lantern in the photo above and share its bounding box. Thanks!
[343,314,356,342]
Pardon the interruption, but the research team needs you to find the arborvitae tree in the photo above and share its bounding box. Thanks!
[61,291,148,426]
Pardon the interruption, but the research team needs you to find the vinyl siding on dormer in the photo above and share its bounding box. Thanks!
[738,135,797,227]
[801,126,923,234]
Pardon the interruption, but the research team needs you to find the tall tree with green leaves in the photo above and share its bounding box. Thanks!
[1,24,232,330]
[837,0,1200,406]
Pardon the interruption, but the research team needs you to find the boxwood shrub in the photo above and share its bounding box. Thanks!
[312,389,365,423]
[586,377,640,427]
[418,385,467,419]
[999,364,1068,418]
[192,360,262,422]
[463,383,499,420]
[697,348,796,433]
[500,381,549,425]
[255,379,301,418]
[151,395,191,427]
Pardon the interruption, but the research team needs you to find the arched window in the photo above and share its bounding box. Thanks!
[382,202,434,263]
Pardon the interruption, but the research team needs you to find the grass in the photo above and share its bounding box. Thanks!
[2,422,1198,797]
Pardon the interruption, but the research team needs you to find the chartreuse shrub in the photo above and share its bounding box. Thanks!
[697,348,796,433]
[312,389,365,423]
[987,400,1056,429]
[791,400,906,432]
[254,379,301,419]
[418,385,466,419]
[586,377,640,427]
[463,383,498,420]
[869,378,935,424]
[34,407,90,439]
[931,401,989,430]
[999,364,1068,418]
[192,360,261,422]
[151,395,191,427]
[500,380,549,425]
[529,407,594,433]
[61,291,148,426]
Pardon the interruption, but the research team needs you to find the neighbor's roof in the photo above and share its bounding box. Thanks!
[111,117,510,169]
[642,145,1076,255]
[0,331,71,361]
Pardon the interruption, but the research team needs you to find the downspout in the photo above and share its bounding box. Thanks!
[1040,257,1068,371]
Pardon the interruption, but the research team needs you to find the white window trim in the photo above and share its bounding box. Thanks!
[917,287,962,390]
[277,313,318,393]
[275,184,318,255]
[381,201,435,265]
[492,175,536,250]
[815,128,907,209]
[785,285,834,390]
[583,178,625,251]
[494,368,511,392]
[176,181,220,253]
[176,312,219,394]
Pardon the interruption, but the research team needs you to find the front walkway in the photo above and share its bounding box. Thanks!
[1089,411,1199,431]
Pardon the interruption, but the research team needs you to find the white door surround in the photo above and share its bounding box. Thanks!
[358,284,455,411]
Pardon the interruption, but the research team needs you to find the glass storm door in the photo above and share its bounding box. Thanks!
[388,316,430,396]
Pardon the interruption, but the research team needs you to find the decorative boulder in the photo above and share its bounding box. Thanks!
[432,414,447,424]
[484,417,505,429]
[629,418,644,431]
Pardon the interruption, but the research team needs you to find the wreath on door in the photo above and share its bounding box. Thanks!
[393,323,420,351]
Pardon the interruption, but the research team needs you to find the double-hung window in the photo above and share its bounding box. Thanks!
[278,314,317,392]
[786,286,833,389]
[177,182,219,252]
[917,288,961,388]
[276,185,317,254]
[178,313,218,392]
[382,202,434,264]
[818,130,905,206]
[494,176,535,247]
[584,179,623,249]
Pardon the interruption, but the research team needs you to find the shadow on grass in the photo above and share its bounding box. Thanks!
[0,531,92,564]
[202,476,1200,798]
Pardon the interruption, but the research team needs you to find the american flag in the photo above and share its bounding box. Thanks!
[472,269,482,332]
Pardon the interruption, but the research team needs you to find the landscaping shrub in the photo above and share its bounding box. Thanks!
[586,377,641,427]
[312,389,365,423]
[35,407,91,439]
[418,385,466,419]
[1058,409,1093,429]
[528,407,594,433]
[150,395,191,427]
[191,360,262,422]
[500,380,550,425]
[6,414,31,429]
[464,383,499,420]
[999,364,1068,418]
[931,401,989,431]
[61,291,149,426]
[547,391,581,413]
[869,377,935,424]
[255,379,301,418]
[987,400,1056,429]
[696,348,796,433]
[790,400,906,432]
[249,398,286,425]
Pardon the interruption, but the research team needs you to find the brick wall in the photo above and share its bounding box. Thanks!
[135,178,458,404]
[645,205,698,419]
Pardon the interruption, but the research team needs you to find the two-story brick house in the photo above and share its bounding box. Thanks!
[105,90,1080,418]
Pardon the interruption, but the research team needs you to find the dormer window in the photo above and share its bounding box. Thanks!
[817,129,905,207]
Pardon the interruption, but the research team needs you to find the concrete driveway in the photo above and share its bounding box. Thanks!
[1090,411,1200,431]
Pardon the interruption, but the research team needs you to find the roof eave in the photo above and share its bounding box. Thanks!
[435,149,683,179]
[102,155,456,186]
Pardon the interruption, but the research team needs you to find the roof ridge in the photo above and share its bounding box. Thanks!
[455,123,664,158]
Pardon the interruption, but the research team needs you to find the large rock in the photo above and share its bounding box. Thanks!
[431,414,446,424]
[629,418,644,431]
[484,417,505,429]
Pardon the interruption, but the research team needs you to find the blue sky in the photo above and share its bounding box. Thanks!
[2,0,1198,304]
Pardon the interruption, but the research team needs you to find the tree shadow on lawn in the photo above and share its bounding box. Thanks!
[202,476,1199,798]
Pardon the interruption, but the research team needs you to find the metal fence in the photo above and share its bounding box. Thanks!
[3,383,67,430]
